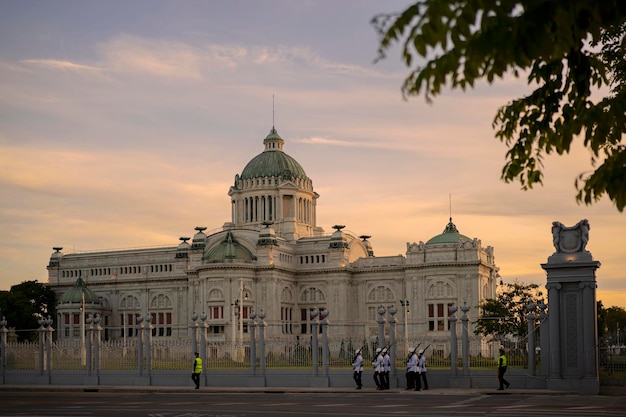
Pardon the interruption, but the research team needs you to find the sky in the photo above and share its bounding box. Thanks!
[0,1,624,309]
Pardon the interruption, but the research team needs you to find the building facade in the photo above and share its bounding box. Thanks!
[47,127,499,352]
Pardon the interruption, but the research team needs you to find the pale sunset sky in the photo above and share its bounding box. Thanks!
[1,1,624,309]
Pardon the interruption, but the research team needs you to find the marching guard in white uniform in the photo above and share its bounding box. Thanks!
[351,349,363,389]
[372,348,384,390]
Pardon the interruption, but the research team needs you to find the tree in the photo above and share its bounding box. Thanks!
[373,1,626,211]
[603,304,626,342]
[0,280,57,341]
[474,282,543,342]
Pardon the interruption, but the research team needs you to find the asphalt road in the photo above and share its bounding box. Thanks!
[1,391,626,417]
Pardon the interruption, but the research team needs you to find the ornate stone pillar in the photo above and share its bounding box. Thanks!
[199,312,207,371]
[189,312,198,357]
[37,317,45,376]
[145,315,152,377]
[136,313,144,376]
[93,314,101,377]
[249,311,256,376]
[86,314,93,376]
[320,308,329,377]
[377,305,386,350]
[311,308,319,376]
[258,310,266,373]
[388,306,397,378]
[44,316,53,382]
[541,219,600,394]
[460,302,470,376]
[448,305,458,376]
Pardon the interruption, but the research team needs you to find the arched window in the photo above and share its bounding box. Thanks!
[120,294,141,310]
[150,294,172,309]
[367,286,394,302]
[300,287,325,302]
[427,281,454,298]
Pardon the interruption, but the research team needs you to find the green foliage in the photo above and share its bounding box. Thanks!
[599,303,626,340]
[0,280,56,341]
[473,282,543,340]
[373,1,626,211]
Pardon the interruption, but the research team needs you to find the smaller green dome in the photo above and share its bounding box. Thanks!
[205,232,255,262]
[239,127,309,181]
[60,277,100,304]
[426,219,472,245]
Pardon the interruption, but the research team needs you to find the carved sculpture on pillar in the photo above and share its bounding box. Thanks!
[550,219,591,258]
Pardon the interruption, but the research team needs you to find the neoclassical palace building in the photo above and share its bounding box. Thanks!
[47,127,499,351]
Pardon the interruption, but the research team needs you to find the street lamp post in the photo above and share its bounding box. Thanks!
[400,300,410,354]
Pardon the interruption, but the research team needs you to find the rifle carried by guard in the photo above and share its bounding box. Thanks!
[406,342,421,362]
[352,346,364,364]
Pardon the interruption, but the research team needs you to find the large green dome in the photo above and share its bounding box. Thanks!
[426,219,472,245]
[59,277,101,305]
[239,127,309,180]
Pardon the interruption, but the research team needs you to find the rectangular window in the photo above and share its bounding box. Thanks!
[428,303,451,332]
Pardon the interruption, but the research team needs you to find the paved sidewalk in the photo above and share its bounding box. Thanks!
[0,384,575,395]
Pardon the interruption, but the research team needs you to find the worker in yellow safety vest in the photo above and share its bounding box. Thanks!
[497,348,510,390]
[192,352,203,389]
